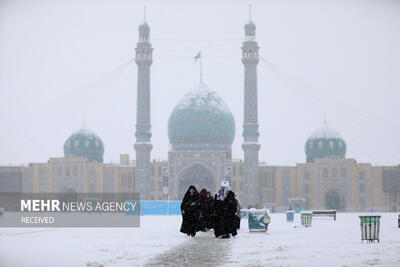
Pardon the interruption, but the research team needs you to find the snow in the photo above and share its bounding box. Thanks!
[230,213,400,266]
[175,83,232,116]
[0,216,185,267]
[308,123,343,140]
[1,213,399,266]
[73,127,103,141]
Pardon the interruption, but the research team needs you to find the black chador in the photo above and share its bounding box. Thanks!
[180,185,200,237]
[197,189,215,231]
[213,181,238,238]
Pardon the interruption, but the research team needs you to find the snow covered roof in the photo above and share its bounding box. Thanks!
[305,121,347,163]
[183,83,232,115]
[308,123,343,140]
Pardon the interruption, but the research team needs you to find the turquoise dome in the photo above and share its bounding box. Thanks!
[305,122,346,163]
[168,83,235,150]
[64,128,104,162]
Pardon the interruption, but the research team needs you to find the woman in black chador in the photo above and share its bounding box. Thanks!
[214,181,238,238]
[206,191,215,230]
[224,190,238,237]
[180,185,200,237]
[197,189,215,231]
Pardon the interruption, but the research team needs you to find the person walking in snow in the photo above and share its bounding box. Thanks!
[213,181,238,238]
[197,188,215,231]
[197,188,210,231]
[224,190,239,237]
[180,185,200,237]
[206,191,215,230]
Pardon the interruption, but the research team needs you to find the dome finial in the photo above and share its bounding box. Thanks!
[249,4,252,22]
[324,113,327,124]
[144,6,147,23]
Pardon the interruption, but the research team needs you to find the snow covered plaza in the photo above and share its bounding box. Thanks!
[1,213,399,266]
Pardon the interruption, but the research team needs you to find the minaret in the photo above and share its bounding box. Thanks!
[241,6,260,208]
[134,9,153,200]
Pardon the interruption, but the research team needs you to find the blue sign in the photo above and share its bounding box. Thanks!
[140,201,181,215]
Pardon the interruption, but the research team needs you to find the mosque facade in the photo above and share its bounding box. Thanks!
[1,17,399,212]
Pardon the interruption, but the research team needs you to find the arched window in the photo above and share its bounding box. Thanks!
[105,170,115,193]
[73,166,78,176]
[65,166,71,177]
[358,172,366,210]
[39,177,47,193]
[303,171,311,194]
[88,177,96,193]
[340,167,346,178]
[57,166,62,176]
[322,168,329,178]
[332,168,338,178]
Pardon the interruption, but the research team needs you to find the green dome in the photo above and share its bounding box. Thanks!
[168,83,235,150]
[305,122,346,163]
[64,128,104,162]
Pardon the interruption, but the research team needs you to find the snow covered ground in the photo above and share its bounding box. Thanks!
[0,213,399,266]
[230,213,400,266]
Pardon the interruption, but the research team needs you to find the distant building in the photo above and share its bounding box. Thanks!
[228,120,400,212]
[0,168,23,193]
[1,122,399,211]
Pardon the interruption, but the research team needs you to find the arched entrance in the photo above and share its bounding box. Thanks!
[58,185,78,203]
[325,190,341,210]
[178,164,216,199]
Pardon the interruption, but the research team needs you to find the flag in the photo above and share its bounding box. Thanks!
[194,51,201,62]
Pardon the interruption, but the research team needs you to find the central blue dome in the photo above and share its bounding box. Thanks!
[168,83,235,150]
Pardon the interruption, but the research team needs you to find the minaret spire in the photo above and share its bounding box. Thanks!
[249,4,252,21]
[241,9,260,208]
[144,6,146,22]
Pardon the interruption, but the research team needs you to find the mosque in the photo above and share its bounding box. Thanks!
[0,15,399,212]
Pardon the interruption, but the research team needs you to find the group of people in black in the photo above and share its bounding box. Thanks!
[180,181,241,239]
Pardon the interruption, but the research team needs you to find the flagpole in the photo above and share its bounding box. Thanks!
[200,56,203,83]
[194,51,203,83]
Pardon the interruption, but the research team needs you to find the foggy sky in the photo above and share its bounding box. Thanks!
[0,0,399,166]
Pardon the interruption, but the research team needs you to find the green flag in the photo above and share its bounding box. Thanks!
[194,51,201,62]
